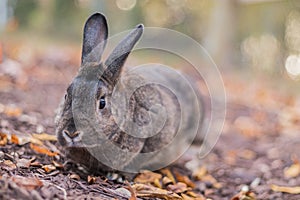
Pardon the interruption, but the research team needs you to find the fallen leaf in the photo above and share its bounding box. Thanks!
[32,133,57,141]
[231,190,256,200]
[16,158,31,168]
[186,191,205,199]
[238,149,256,160]
[234,116,262,138]
[271,184,300,194]
[11,175,43,190]
[201,174,222,189]
[284,163,300,178]
[87,175,96,184]
[30,161,42,167]
[124,181,137,200]
[11,134,19,145]
[9,133,33,146]
[134,170,162,184]
[132,183,182,200]
[174,170,195,188]
[4,106,22,117]
[193,165,222,189]
[42,164,56,173]
[154,177,162,188]
[114,187,133,199]
[0,132,8,146]
[167,182,190,193]
[181,193,205,200]
[160,168,176,184]
[193,166,207,180]
[1,159,16,170]
[30,143,59,157]
[162,176,173,186]
[69,173,80,180]
[52,160,64,169]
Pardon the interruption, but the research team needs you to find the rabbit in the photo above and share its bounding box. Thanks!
[55,13,203,173]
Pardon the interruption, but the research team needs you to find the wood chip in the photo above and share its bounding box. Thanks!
[16,158,31,168]
[174,170,196,188]
[69,173,80,180]
[160,168,176,184]
[30,143,59,157]
[284,163,300,178]
[132,183,182,200]
[42,164,56,173]
[11,175,43,190]
[0,132,8,146]
[271,184,300,194]
[134,170,162,184]
[32,133,57,141]
[167,182,190,193]
[1,159,16,170]
[87,175,96,184]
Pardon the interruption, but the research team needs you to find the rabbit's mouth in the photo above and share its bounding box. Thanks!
[61,130,85,148]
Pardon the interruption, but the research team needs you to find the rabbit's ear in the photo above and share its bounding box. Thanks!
[81,13,108,66]
[103,24,144,85]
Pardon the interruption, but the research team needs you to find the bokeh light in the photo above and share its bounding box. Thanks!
[116,0,136,11]
[285,55,300,80]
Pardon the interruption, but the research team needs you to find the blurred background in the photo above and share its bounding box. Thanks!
[1,0,300,74]
[0,0,300,118]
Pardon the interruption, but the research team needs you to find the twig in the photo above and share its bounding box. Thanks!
[42,180,67,200]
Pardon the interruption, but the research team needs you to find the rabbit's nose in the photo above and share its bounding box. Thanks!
[63,130,82,140]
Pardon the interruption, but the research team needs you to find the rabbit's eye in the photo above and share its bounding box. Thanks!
[99,96,106,109]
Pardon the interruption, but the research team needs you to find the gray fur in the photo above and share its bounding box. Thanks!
[55,13,202,173]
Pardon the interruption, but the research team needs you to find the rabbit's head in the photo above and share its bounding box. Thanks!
[55,13,144,151]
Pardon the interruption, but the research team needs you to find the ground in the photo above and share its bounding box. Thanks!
[1,40,300,199]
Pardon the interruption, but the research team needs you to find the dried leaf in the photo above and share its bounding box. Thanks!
[284,163,300,178]
[234,116,262,138]
[42,164,56,173]
[181,193,205,200]
[30,161,42,167]
[162,176,173,186]
[124,181,137,200]
[52,160,64,169]
[0,132,8,146]
[174,170,195,188]
[153,177,162,188]
[167,182,190,193]
[132,183,182,200]
[10,133,33,146]
[271,184,300,194]
[16,158,31,168]
[134,170,162,184]
[11,175,43,190]
[231,190,256,200]
[11,134,19,145]
[185,191,204,198]
[238,149,256,160]
[87,175,96,184]
[193,167,222,188]
[1,159,16,170]
[30,143,59,157]
[69,173,80,180]
[4,106,22,117]
[114,187,133,199]
[160,168,176,184]
[193,166,207,180]
[201,174,222,189]
[32,133,57,141]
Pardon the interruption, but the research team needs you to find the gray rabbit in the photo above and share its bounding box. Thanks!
[55,13,203,173]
